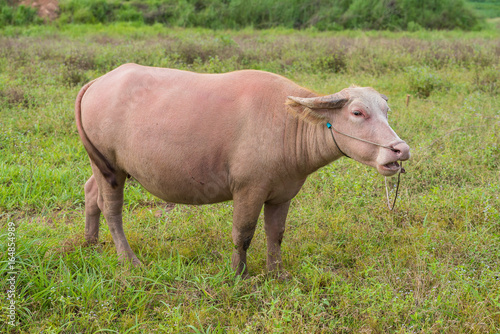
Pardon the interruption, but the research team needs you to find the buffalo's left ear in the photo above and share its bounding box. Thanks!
[285,92,349,125]
[380,94,388,101]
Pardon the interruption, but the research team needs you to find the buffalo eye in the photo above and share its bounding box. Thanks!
[352,110,363,116]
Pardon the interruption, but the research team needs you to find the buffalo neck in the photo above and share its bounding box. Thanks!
[283,115,344,178]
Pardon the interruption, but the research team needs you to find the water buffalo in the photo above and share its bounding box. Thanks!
[76,63,410,276]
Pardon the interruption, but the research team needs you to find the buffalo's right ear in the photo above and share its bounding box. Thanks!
[287,94,349,110]
[286,97,328,125]
[285,93,349,125]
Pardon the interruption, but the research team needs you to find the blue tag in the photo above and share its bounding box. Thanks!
[327,122,332,128]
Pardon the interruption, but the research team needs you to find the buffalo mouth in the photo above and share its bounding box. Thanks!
[382,161,401,172]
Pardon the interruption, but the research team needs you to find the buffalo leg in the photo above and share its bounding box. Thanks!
[90,162,142,266]
[84,175,101,244]
[264,200,290,273]
[231,193,264,277]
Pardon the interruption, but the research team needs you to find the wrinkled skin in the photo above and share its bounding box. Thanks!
[76,64,410,276]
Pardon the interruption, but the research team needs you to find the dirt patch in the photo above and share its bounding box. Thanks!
[20,0,59,21]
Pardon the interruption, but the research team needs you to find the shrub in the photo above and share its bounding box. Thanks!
[115,4,143,22]
[313,52,347,73]
[58,0,111,24]
[407,21,424,32]
[0,0,487,30]
[0,1,41,27]
[406,66,444,98]
[0,86,30,108]
[62,68,90,86]
[473,65,499,95]
[53,0,484,31]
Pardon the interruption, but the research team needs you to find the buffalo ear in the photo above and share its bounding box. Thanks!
[285,92,349,125]
[285,97,329,125]
[286,94,349,109]
[380,94,388,101]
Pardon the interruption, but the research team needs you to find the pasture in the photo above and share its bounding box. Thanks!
[0,24,499,333]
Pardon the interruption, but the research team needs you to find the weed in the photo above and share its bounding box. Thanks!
[406,66,445,98]
[473,64,499,94]
[0,86,30,107]
[313,51,347,73]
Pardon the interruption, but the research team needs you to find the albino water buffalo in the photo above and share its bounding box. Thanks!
[76,63,410,276]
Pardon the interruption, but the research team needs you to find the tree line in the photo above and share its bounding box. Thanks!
[0,0,486,30]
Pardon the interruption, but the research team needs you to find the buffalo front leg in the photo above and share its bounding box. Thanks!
[90,162,142,266]
[84,175,101,244]
[231,193,264,277]
[264,200,290,274]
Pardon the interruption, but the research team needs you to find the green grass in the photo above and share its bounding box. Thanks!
[1,25,499,333]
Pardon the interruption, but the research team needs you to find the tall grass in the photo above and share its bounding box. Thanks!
[0,26,499,332]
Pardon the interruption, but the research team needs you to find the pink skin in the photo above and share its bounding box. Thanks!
[76,64,410,276]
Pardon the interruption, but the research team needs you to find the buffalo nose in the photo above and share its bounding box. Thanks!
[390,141,410,161]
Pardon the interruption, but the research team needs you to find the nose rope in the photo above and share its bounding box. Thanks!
[326,122,397,152]
[385,161,404,211]
[326,122,406,211]
[327,122,351,158]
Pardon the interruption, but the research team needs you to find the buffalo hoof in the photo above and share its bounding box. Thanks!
[118,252,143,267]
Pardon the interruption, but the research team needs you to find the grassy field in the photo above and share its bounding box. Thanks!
[0,24,499,333]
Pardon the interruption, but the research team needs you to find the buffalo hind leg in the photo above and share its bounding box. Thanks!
[231,192,265,277]
[84,175,101,244]
[90,162,142,266]
[264,201,290,276]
